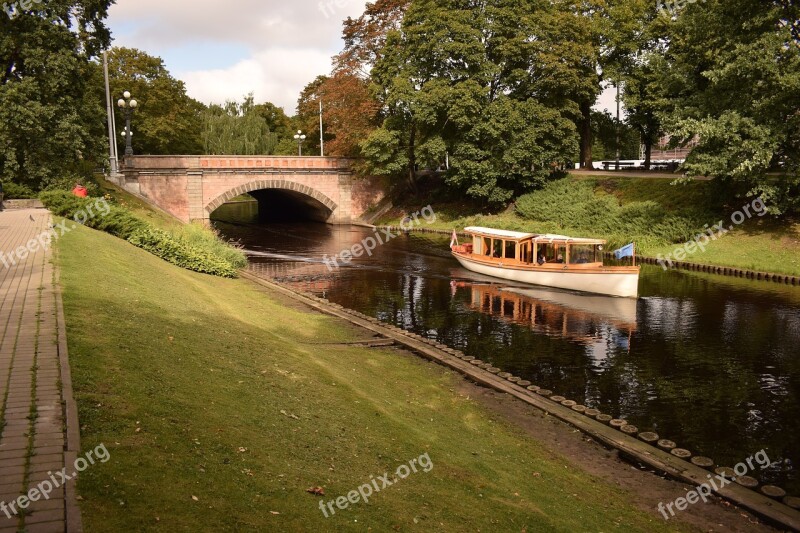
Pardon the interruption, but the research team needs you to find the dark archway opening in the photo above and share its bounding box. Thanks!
[209,188,334,225]
[249,189,332,223]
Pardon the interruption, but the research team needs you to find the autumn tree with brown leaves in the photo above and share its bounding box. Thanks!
[296,0,410,158]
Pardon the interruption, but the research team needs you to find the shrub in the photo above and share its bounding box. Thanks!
[2,181,37,199]
[127,227,242,278]
[40,190,246,278]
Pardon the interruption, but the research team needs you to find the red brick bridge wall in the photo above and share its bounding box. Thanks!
[117,156,387,224]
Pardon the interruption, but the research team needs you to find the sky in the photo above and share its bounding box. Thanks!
[108,0,618,116]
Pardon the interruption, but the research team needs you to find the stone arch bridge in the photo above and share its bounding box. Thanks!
[115,156,387,224]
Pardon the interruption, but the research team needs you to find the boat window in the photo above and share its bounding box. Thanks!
[520,242,533,264]
[473,236,483,254]
[483,237,492,256]
[492,240,503,258]
[504,241,516,260]
[570,244,596,264]
[538,243,556,263]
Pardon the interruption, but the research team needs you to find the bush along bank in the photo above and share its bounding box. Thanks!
[40,190,247,277]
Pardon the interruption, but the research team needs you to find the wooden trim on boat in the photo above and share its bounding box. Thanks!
[452,251,640,275]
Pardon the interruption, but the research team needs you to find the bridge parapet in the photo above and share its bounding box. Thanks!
[123,155,354,172]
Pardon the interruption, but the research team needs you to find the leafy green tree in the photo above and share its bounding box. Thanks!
[623,58,663,169]
[105,47,204,155]
[363,0,579,203]
[557,0,650,169]
[656,0,800,211]
[590,110,640,162]
[0,0,113,190]
[201,94,279,155]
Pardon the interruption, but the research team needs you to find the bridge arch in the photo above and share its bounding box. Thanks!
[205,179,339,223]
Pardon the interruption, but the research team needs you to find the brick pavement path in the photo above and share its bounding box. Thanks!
[0,209,81,533]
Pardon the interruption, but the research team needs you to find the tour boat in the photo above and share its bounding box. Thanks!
[450,227,640,298]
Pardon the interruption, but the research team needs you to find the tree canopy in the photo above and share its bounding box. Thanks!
[0,0,112,190]
[104,47,205,156]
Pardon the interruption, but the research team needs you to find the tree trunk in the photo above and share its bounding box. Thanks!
[579,100,593,169]
[644,140,652,170]
[407,123,418,194]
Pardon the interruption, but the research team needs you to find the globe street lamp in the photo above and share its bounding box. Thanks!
[294,130,307,156]
[117,91,138,157]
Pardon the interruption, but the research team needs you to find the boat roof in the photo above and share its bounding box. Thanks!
[464,227,606,245]
[464,227,537,240]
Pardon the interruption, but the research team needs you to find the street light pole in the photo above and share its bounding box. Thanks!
[102,51,118,177]
[615,80,621,171]
[117,91,138,158]
[293,130,307,156]
[319,99,324,157]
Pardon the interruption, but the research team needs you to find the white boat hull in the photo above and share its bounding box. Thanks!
[454,255,639,298]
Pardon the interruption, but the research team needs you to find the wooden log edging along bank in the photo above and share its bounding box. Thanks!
[240,271,800,530]
[379,226,800,286]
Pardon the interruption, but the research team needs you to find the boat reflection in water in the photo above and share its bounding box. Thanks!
[454,280,637,362]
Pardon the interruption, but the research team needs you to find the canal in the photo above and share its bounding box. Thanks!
[213,202,800,494]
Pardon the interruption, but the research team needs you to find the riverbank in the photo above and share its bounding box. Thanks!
[379,175,800,277]
[53,219,777,530]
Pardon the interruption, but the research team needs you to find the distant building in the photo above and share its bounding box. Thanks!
[642,135,700,162]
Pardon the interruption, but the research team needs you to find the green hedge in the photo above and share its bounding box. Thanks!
[40,191,247,278]
[1,181,37,199]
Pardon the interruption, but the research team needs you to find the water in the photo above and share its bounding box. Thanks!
[213,202,800,493]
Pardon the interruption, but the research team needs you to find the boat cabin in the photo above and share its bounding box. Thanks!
[457,227,606,268]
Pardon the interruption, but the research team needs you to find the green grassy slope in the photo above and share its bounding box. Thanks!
[56,224,685,532]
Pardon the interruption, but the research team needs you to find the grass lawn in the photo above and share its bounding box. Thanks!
[56,223,686,531]
[380,175,800,276]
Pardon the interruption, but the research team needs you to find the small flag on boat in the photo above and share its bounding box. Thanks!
[614,242,636,260]
[450,229,459,248]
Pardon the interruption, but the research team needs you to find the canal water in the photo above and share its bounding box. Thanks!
[213,202,800,494]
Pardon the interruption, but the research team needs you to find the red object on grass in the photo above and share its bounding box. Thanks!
[72,185,88,198]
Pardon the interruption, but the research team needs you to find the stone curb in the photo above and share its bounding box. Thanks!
[52,244,83,533]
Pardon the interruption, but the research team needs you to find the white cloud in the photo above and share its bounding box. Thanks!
[108,0,368,112]
[180,48,334,114]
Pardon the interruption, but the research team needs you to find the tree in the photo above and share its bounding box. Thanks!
[363,0,579,203]
[656,0,800,211]
[0,0,113,190]
[623,58,663,169]
[591,110,641,162]
[201,94,278,155]
[554,0,650,169]
[338,0,411,76]
[105,47,205,155]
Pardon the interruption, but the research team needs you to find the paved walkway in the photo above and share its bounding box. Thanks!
[0,209,80,533]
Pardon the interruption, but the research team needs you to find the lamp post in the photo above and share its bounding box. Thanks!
[294,130,306,156]
[117,91,138,157]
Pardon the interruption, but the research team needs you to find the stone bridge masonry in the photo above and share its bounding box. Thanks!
[114,156,387,224]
